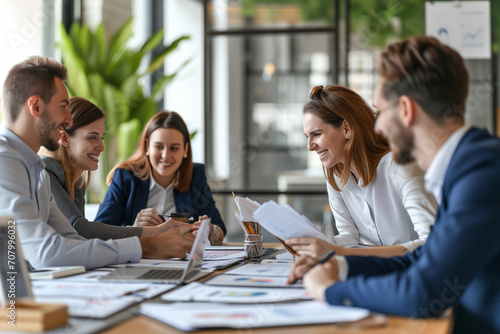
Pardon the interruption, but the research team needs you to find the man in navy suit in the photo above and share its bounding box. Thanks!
[288,36,500,333]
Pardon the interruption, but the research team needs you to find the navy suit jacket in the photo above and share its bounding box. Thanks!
[325,128,500,334]
[95,163,226,235]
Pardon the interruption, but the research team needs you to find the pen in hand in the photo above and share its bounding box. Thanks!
[289,250,336,285]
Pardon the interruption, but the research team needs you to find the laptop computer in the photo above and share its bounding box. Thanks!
[99,219,212,284]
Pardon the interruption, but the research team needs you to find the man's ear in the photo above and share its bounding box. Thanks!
[60,130,70,147]
[399,95,416,127]
[26,96,42,118]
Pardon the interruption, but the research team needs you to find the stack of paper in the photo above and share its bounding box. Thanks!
[234,195,261,222]
[140,300,370,331]
[253,200,329,242]
[31,280,175,318]
[233,194,263,235]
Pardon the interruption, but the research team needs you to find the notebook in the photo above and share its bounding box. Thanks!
[99,219,212,284]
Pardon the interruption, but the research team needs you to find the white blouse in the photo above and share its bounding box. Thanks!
[146,176,176,216]
[328,152,437,251]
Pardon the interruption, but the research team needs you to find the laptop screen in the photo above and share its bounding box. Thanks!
[180,218,210,283]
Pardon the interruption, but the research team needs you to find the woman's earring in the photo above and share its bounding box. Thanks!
[347,134,351,140]
[183,154,187,158]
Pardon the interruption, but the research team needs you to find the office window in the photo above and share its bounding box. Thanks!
[204,0,344,240]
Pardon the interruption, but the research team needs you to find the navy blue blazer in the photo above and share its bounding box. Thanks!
[95,163,226,235]
[324,128,500,334]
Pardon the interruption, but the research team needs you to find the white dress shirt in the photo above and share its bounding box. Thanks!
[329,152,437,251]
[146,176,176,215]
[424,125,470,206]
[0,128,142,269]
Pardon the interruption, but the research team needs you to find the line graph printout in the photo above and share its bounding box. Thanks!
[426,1,491,59]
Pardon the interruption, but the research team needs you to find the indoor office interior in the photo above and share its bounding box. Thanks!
[1,0,499,243]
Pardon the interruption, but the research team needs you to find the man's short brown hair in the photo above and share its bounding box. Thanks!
[2,56,68,122]
[380,36,469,124]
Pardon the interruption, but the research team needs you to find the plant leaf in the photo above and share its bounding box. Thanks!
[78,24,91,61]
[151,74,176,102]
[131,98,156,127]
[147,35,190,73]
[87,73,106,105]
[102,84,129,136]
[94,23,108,70]
[59,24,91,98]
[120,75,140,102]
[151,57,191,102]
[116,118,142,161]
[138,29,164,57]
[69,22,81,54]
[108,17,134,63]
[105,50,137,85]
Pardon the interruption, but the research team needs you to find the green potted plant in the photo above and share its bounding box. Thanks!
[58,17,190,199]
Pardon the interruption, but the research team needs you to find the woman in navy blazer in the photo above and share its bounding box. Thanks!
[95,111,226,244]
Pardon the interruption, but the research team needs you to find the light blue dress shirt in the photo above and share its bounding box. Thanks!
[0,128,142,269]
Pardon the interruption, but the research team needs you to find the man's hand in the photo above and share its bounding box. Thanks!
[303,260,339,300]
[140,224,195,259]
[133,208,164,226]
[192,215,224,245]
[287,255,318,284]
[191,215,213,235]
[286,237,336,260]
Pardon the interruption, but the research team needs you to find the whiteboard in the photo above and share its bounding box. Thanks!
[426,1,491,59]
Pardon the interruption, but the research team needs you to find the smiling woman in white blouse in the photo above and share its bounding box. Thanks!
[286,85,437,258]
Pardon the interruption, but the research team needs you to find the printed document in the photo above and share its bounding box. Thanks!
[253,200,328,241]
[161,282,310,303]
[140,300,370,331]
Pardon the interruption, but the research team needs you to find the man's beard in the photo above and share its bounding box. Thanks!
[391,121,416,165]
[37,107,60,151]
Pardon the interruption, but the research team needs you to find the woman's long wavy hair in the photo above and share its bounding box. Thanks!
[304,85,390,191]
[107,111,193,192]
[41,97,105,199]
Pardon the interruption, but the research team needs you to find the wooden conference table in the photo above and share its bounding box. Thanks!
[100,243,453,334]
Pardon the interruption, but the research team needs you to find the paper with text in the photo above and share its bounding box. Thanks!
[253,200,328,241]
